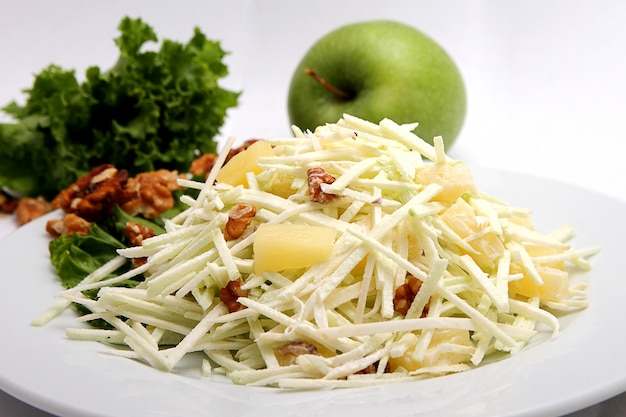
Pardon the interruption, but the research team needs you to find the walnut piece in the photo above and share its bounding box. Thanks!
[46,213,92,238]
[276,341,318,365]
[219,278,249,313]
[189,139,263,179]
[122,221,156,247]
[224,204,256,240]
[15,197,52,225]
[52,164,128,222]
[393,275,429,316]
[119,169,180,219]
[307,167,340,204]
[122,221,156,267]
[0,192,18,213]
[190,153,218,178]
[52,164,181,224]
[355,360,390,375]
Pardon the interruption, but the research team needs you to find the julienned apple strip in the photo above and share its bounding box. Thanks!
[32,114,598,388]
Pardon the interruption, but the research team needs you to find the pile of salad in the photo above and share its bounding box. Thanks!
[34,114,598,388]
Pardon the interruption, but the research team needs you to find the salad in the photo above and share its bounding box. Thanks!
[34,114,598,388]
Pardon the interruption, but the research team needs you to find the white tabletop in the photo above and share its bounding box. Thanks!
[1,1,625,416]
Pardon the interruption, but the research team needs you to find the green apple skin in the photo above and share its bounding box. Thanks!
[287,20,467,149]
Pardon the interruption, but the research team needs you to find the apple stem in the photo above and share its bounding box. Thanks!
[304,68,352,99]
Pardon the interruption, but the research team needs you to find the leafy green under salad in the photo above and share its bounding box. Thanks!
[0,16,239,199]
[49,222,128,290]
[47,200,185,328]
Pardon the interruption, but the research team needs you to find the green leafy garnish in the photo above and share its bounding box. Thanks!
[109,205,166,237]
[0,16,239,199]
[49,223,129,289]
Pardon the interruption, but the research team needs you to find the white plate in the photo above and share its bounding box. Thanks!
[0,215,18,241]
[0,167,624,417]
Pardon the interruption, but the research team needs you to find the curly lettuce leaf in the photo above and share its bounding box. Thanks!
[48,204,178,328]
[0,16,239,199]
[108,205,166,237]
[49,223,130,289]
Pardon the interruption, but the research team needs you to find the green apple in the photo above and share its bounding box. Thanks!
[287,20,467,149]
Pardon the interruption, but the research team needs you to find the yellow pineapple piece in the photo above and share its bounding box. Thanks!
[253,224,337,274]
[507,215,535,230]
[471,233,507,270]
[216,140,274,187]
[441,199,505,270]
[441,198,476,236]
[350,255,369,276]
[389,329,472,372]
[509,263,569,301]
[407,234,425,262]
[415,161,475,203]
[268,173,297,199]
[525,244,566,270]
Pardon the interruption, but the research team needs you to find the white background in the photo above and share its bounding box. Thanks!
[1,1,625,416]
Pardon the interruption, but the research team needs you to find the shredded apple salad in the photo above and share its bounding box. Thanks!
[34,115,598,388]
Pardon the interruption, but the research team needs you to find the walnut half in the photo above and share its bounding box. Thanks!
[393,275,429,317]
[276,341,318,365]
[51,164,128,222]
[119,169,180,219]
[224,204,256,240]
[219,278,249,313]
[122,221,156,268]
[15,197,52,225]
[307,167,340,204]
[46,213,92,238]
[0,191,18,214]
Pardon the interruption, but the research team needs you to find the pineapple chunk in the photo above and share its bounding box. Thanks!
[216,140,274,187]
[509,263,569,301]
[507,215,535,230]
[253,224,337,274]
[415,161,475,203]
[268,173,297,199]
[389,329,472,372]
[525,244,566,269]
[441,198,505,270]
